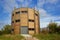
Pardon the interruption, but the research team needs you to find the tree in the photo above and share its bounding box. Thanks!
[41,27,49,34]
[2,25,11,34]
[0,30,3,35]
[56,25,60,34]
[47,22,57,33]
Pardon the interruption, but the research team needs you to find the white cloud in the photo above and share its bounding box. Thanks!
[17,0,32,3]
[17,0,25,2]
[4,0,18,12]
[35,0,59,28]
[1,0,18,23]
[37,0,45,8]
[40,16,60,28]
[40,22,49,28]
[39,9,51,17]
[37,0,58,8]
[39,9,50,28]
[16,0,33,7]
[38,8,60,28]
[46,0,58,4]
[0,0,18,29]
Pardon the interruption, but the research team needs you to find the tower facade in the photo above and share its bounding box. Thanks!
[11,8,40,35]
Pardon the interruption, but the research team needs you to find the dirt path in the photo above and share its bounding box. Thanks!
[25,36,39,40]
[21,34,39,40]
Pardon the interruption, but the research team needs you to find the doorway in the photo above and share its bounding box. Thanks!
[21,26,28,34]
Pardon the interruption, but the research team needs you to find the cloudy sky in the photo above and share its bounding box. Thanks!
[0,0,60,29]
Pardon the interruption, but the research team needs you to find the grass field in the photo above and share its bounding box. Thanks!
[0,34,60,40]
[0,34,24,40]
[33,33,60,40]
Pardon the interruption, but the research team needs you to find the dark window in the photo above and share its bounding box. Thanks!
[12,14,14,16]
[16,11,20,14]
[28,28,31,30]
[21,11,28,13]
[32,28,35,30]
[35,13,38,16]
[32,20,34,22]
[11,29,14,31]
[29,20,31,21]
[15,19,20,22]
[12,21,14,23]
[29,20,34,22]
[28,28,35,30]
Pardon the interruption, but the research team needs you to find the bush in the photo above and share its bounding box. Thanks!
[0,31,3,35]
[1,25,11,34]
[47,22,57,33]
[0,35,24,40]
[33,33,60,40]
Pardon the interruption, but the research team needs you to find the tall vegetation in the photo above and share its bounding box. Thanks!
[47,22,60,34]
[56,25,60,34]
[0,25,11,35]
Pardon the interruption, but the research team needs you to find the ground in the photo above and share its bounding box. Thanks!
[0,34,24,40]
[0,34,60,40]
[33,33,60,40]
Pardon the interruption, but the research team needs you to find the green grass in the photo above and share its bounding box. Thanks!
[33,33,60,40]
[0,34,60,40]
[0,34,24,40]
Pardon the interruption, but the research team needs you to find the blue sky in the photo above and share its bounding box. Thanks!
[0,0,60,29]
